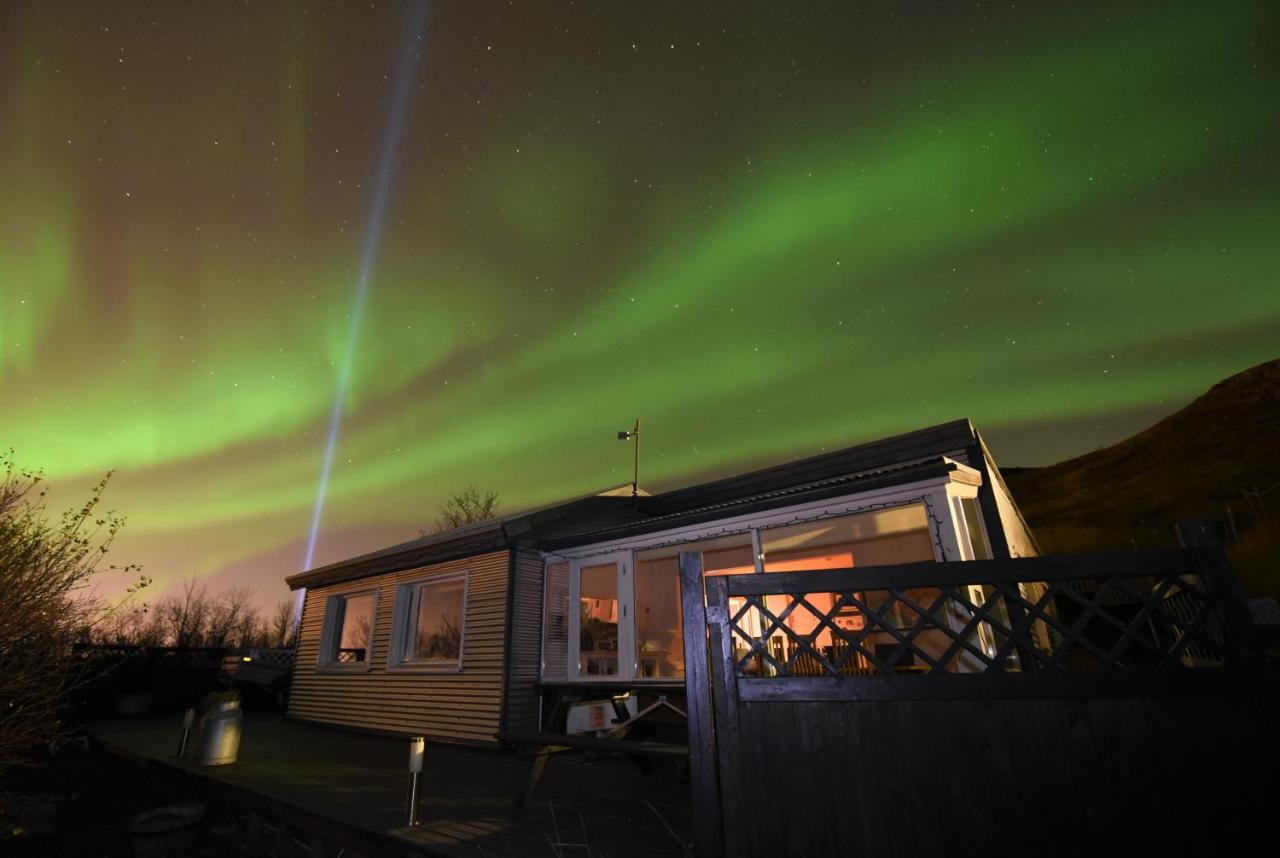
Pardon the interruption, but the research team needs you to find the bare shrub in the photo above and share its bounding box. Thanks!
[0,455,146,772]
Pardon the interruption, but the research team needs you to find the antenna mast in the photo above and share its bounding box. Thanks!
[617,418,641,499]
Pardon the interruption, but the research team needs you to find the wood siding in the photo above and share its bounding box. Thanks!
[689,547,1272,857]
[287,549,510,744]
[501,548,544,734]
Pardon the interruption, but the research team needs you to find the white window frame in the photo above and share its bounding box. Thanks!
[568,552,633,682]
[317,589,378,671]
[389,570,469,672]
[543,466,985,681]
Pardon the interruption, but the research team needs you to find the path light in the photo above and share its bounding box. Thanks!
[177,708,195,758]
[407,736,425,826]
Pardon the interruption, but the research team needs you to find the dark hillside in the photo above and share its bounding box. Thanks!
[1003,358,1280,596]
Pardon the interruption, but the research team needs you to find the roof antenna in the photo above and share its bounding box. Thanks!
[617,418,640,501]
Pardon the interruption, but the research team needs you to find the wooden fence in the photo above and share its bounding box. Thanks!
[678,545,1275,857]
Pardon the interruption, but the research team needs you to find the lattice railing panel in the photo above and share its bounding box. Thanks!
[725,569,1231,677]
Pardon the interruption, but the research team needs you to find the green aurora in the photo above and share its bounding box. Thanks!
[1,2,1276,605]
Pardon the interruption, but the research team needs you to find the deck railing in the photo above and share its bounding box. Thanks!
[704,548,1251,702]
[679,544,1268,857]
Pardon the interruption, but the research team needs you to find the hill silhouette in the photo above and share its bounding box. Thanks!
[1003,358,1280,596]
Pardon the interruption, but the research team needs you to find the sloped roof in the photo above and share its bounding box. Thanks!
[286,488,649,590]
[287,418,981,590]
[539,454,979,550]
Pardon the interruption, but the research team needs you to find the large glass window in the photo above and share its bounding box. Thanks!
[578,562,619,676]
[634,534,755,679]
[320,592,375,666]
[395,574,467,666]
[634,556,682,678]
[754,504,940,673]
[542,501,990,681]
[760,503,933,572]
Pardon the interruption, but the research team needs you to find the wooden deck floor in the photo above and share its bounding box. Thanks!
[90,713,692,857]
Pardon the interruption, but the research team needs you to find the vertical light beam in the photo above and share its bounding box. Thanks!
[303,2,430,572]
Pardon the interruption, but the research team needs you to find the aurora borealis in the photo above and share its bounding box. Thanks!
[2,2,1277,609]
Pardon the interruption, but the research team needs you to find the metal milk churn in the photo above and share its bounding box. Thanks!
[194,699,243,765]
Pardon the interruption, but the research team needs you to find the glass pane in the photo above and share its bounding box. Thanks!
[635,533,755,576]
[762,504,934,571]
[960,497,992,560]
[336,593,374,663]
[578,563,618,676]
[635,557,683,677]
[759,506,935,672]
[411,579,465,661]
[704,544,755,575]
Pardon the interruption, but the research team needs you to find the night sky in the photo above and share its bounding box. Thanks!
[2,2,1276,609]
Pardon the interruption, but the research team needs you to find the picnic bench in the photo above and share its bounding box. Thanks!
[500,681,689,809]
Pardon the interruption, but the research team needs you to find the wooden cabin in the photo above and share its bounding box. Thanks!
[283,419,1036,745]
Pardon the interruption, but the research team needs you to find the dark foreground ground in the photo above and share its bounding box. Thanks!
[2,713,692,857]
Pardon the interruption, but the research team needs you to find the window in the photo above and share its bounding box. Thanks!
[760,503,934,572]
[633,534,755,679]
[392,573,468,668]
[755,504,940,671]
[634,556,682,677]
[959,497,992,560]
[578,562,620,676]
[319,592,376,667]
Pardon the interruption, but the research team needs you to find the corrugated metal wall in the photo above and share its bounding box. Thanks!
[501,548,544,734]
[287,549,510,744]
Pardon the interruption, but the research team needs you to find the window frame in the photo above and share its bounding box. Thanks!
[317,589,379,672]
[389,570,470,673]
[568,552,632,682]
[541,473,982,682]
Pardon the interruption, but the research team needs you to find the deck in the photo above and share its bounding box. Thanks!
[90,713,692,857]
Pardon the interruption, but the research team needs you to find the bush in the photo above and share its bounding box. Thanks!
[0,455,147,774]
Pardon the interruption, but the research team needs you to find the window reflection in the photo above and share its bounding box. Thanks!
[330,593,374,664]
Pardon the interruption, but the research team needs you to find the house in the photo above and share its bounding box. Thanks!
[283,418,1037,744]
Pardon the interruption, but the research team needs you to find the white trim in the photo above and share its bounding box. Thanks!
[388,569,469,673]
[539,465,980,683]
[569,551,631,682]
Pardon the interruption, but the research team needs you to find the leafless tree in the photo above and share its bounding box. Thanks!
[204,585,253,648]
[0,454,147,772]
[434,485,500,532]
[157,578,212,648]
[269,600,297,649]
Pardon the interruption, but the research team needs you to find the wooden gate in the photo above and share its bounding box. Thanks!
[678,545,1275,857]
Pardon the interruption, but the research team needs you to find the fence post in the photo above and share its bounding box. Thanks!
[1176,521,1260,659]
[704,575,744,858]
[1176,520,1279,737]
[679,551,723,858]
